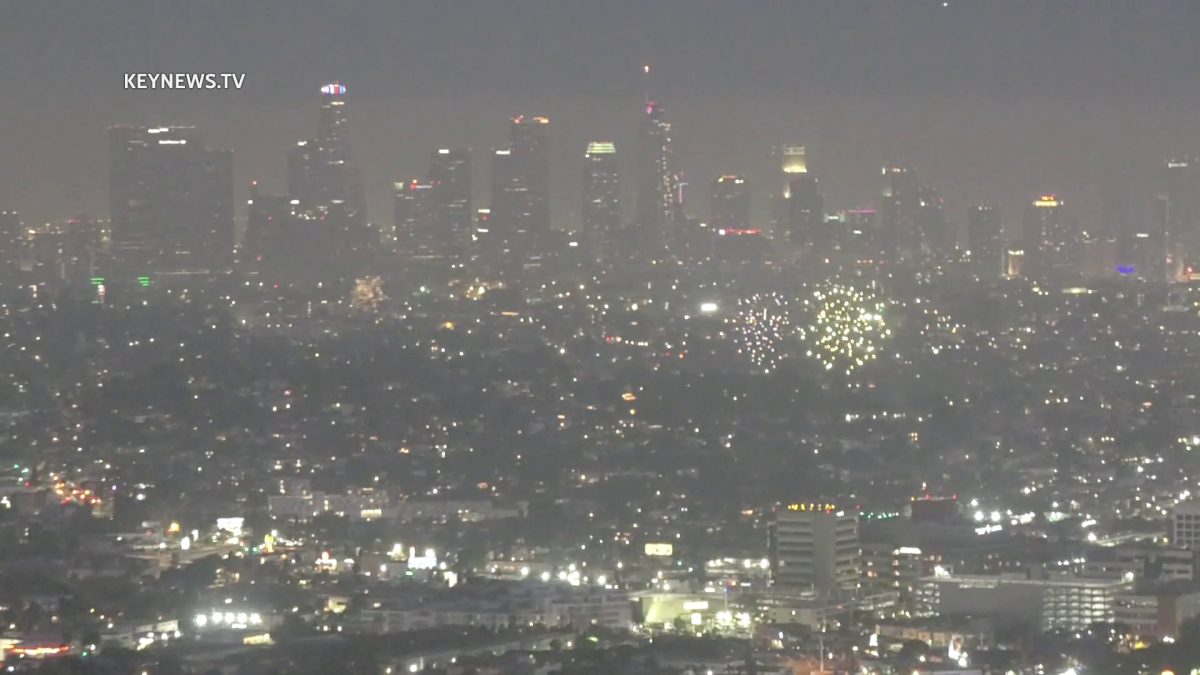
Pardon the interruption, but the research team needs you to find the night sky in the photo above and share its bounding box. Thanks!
[3,0,1199,238]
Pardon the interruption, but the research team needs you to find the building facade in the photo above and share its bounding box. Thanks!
[769,503,860,596]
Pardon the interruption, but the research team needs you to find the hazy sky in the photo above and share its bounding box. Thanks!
[2,0,1199,238]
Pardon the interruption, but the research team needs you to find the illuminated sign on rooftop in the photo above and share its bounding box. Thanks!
[786,503,838,512]
[586,142,616,154]
[1033,195,1059,207]
[645,543,674,556]
[320,83,347,96]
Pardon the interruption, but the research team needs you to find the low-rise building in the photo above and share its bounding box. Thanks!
[915,571,1128,631]
[1113,580,1200,640]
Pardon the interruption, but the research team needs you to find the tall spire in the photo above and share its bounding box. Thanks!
[642,64,651,105]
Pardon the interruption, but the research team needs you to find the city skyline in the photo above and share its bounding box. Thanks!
[3,2,1200,240]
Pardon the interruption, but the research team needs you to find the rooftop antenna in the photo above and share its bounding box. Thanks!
[643,65,651,105]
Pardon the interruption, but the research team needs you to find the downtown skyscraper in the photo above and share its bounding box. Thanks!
[710,175,750,231]
[486,149,523,267]
[772,145,807,234]
[914,186,949,256]
[967,205,1004,278]
[880,166,922,262]
[245,181,306,266]
[427,149,472,260]
[637,101,678,246]
[1158,158,1200,281]
[288,83,370,261]
[509,116,551,236]
[710,175,767,264]
[393,180,437,258]
[1023,194,1080,277]
[786,174,825,251]
[485,117,549,270]
[108,126,234,274]
[583,142,620,263]
[879,166,947,261]
[0,211,21,278]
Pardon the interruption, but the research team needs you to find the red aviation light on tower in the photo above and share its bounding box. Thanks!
[320,83,347,95]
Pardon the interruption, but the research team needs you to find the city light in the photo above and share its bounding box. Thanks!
[195,611,263,628]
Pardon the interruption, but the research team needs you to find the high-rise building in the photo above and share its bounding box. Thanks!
[710,175,760,262]
[108,126,234,273]
[287,140,320,208]
[772,145,807,234]
[1159,159,1200,280]
[1023,194,1079,276]
[786,174,825,250]
[1103,169,1144,279]
[427,149,472,259]
[1095,167,1133,279]
[510,116,551,235]
[1006,246,1026,277]
[473,208,492,253]
[583,142,620,263]
[880,166,922,262]
[840,209,880,262]
[314,83,357,204]
[62,215,104,281]
[776,146,808,196]
[968,205,1004,277]
[488,148,524,262]
[393,180,438,258]
[710,176,750,231]
[769,503,860,596]
[637,102,677,234]
[914,186,949,256]
[1128,229,1164,281]
[245,182,304,264]
[288,83,369,260]
[0,211,20,274]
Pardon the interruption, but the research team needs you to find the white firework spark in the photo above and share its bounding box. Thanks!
[731,293,793,373]
[797,284,890,375]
